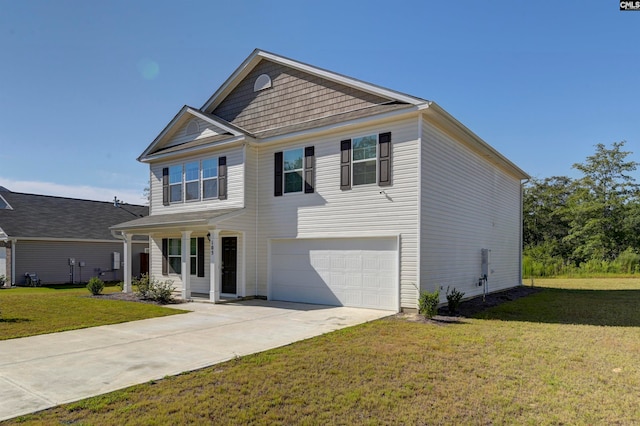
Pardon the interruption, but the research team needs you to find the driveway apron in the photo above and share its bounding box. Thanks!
[0,300,390,421]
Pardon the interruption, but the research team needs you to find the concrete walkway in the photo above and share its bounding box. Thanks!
[0,300,390,421]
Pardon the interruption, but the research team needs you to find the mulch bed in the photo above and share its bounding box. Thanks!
[90,292,185,305]
[398,285,542,324]
[441,285,541,318]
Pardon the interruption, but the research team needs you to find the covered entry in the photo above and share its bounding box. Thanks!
[270,237,398,311]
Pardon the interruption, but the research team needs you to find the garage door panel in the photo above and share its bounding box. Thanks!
[270,238,398,311]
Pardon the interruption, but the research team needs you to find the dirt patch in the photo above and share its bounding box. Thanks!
[397,285,541,324]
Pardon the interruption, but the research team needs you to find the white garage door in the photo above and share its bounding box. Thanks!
[270,238,398,311]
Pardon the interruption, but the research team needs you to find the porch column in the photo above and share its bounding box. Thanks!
[181,231,192,300]
[122,233,133,293]
[209,229,221,302]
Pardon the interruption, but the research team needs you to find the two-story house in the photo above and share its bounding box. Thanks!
[111,49,529,312]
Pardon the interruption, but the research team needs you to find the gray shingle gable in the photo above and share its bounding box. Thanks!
[0,190,148,240]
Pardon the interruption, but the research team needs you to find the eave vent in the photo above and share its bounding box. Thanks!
[254,74,272,92]
[185,119,200,135]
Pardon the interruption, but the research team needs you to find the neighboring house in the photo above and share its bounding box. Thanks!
[111,49,529,312]
[0,187,149,285]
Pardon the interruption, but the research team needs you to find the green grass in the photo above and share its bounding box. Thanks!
[0,285,185,340]
[6,278,640,425]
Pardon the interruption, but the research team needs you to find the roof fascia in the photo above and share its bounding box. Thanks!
[110,209,246,234]
[422,103,530,180]
[201,49,426,112]
[138,106,246,162]
[139,136,252,163]
[186,108,246,136]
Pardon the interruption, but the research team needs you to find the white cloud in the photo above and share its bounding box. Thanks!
[0,177,147,205]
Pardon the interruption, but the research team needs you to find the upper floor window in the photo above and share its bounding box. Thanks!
[340,132,391,190]
[202,158,218,199]
[284,148,303,193]
[185,162,200,201]
[169,165,183,202]
[274,146,314,196]
[162,157,227,205]
[352,135,377,186]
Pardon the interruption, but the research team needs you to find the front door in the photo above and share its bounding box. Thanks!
[221,237,237,294]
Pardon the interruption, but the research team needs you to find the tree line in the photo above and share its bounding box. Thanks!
[523,141,640,277]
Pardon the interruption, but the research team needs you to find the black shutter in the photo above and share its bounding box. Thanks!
[218,156,227,200]
[304,146,315,193]
[162,167,169,205]
[162,238,168,275]
[197,237,205,277]
[340,139,351,190]
[274,151,283,196]
[378,132,391,186]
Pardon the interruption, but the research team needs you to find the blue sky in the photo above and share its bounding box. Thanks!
[1,1,639,203]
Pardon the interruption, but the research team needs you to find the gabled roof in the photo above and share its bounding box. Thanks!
[138,106,249,161]
[0,188,148,241]
[201,49,427,112]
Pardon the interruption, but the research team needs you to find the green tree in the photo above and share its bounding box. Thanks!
[565,141,639,262]
[523,176,573,258]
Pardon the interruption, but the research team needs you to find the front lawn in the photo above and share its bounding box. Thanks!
[0,286,185,340]
[6,279,640,425]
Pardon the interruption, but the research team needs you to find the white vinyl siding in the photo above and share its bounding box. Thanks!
[257,118,420,309]
[420,117,522,302]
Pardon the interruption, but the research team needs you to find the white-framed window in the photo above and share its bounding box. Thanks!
[352,134,377,186]
[163,157,225,204]
[283,148,304,193]
[169,165,183,203]
[202,157,218,199]
[185,162,200,201]
[168,238,181,274]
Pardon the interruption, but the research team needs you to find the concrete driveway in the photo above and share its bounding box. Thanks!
[0,300,390,421]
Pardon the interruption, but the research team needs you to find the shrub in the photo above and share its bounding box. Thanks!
[135,274,175,304]
[149,279,175,304]
[418,289,440,319]
[446,286,465,315]
[86,277,105,295]
[0,274,6,287]
[134,273,151,299]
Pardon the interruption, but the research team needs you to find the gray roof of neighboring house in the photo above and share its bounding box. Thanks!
[0,188,148,241]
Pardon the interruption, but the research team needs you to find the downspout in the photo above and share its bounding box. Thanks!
[415,113,423,311]
[255,144,259,297]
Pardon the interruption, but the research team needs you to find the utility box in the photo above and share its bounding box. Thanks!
[481,248,491,278]
[112,252,121,270]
